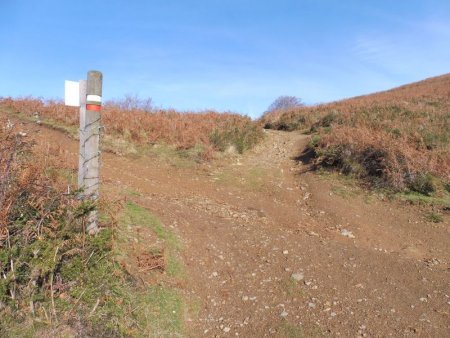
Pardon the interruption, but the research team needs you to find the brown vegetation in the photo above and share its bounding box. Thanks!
[0,97,263,159]
[0,118,87,328]
[261,74,450,190]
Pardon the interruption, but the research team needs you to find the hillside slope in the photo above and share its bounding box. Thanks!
[261,74,450,191]
[7,116,450,337]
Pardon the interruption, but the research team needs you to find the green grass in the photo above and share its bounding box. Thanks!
[0,203,185,337]
[398,191,450,208]
[114,201,185,336]
[120,202,182,276]
[425,212,444,223]
[66,201,185,336]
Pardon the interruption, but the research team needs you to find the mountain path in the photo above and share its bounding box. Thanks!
[19,120,450,337]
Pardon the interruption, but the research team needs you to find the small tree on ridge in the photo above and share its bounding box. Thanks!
[266,96,303,112]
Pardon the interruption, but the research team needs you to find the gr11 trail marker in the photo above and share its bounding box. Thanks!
[64,71,103,234]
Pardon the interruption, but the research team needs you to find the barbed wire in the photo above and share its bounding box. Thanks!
[78,116,101,205]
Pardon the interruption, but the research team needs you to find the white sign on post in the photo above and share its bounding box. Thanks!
[65,80,80,107]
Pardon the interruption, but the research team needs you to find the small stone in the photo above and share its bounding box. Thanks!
[308,302,316,308]
[330,312,337,317]
[291,273,304,281]
[224,327,231,333]
[280,310,288,317]
[420,297,427,302]
[242,296,249,301]
[212,271,218,277]
[341,229,355,238]
[283,250,289,255]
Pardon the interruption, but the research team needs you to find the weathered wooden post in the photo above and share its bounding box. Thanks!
[83,71,103,234]
[78,80,87,187]
[65,72,102,234]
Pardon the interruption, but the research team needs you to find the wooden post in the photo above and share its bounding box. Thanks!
[84,71,102,234]
[78,80,87,188]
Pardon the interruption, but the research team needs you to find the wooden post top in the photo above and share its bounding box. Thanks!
[87,71,103,97]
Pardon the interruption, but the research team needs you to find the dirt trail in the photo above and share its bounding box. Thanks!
[19,121,450,337]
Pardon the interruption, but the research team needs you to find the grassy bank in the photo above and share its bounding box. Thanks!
[261,74,450,196]
[0,118,185,336]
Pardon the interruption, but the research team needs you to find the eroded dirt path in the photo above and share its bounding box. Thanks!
[19,121,450,337]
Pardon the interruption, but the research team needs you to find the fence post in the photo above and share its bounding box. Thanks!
[78,80,87,188]
[84,71,103,234]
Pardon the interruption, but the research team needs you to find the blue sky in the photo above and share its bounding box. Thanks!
[1,1,449,118]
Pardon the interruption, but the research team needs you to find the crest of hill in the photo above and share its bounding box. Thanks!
[261,73,450,191]
[261,73,450,129]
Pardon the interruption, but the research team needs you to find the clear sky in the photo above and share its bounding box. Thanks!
[1,1,449,118]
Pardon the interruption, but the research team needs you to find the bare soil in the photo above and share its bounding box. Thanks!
[15,120,450,337]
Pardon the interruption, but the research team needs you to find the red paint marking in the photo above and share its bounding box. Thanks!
[86,104,101,111]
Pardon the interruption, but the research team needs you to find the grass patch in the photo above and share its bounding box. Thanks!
[280,278,304,298]
[0,194,184,336]
[330,184,360,199]
[279,321,305,338]
[425,212,444,223]
[398,191,450,208]
[112,201,185,336]
[119,201,182,278]
[246,166,270,190]
[146,143,202,167]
